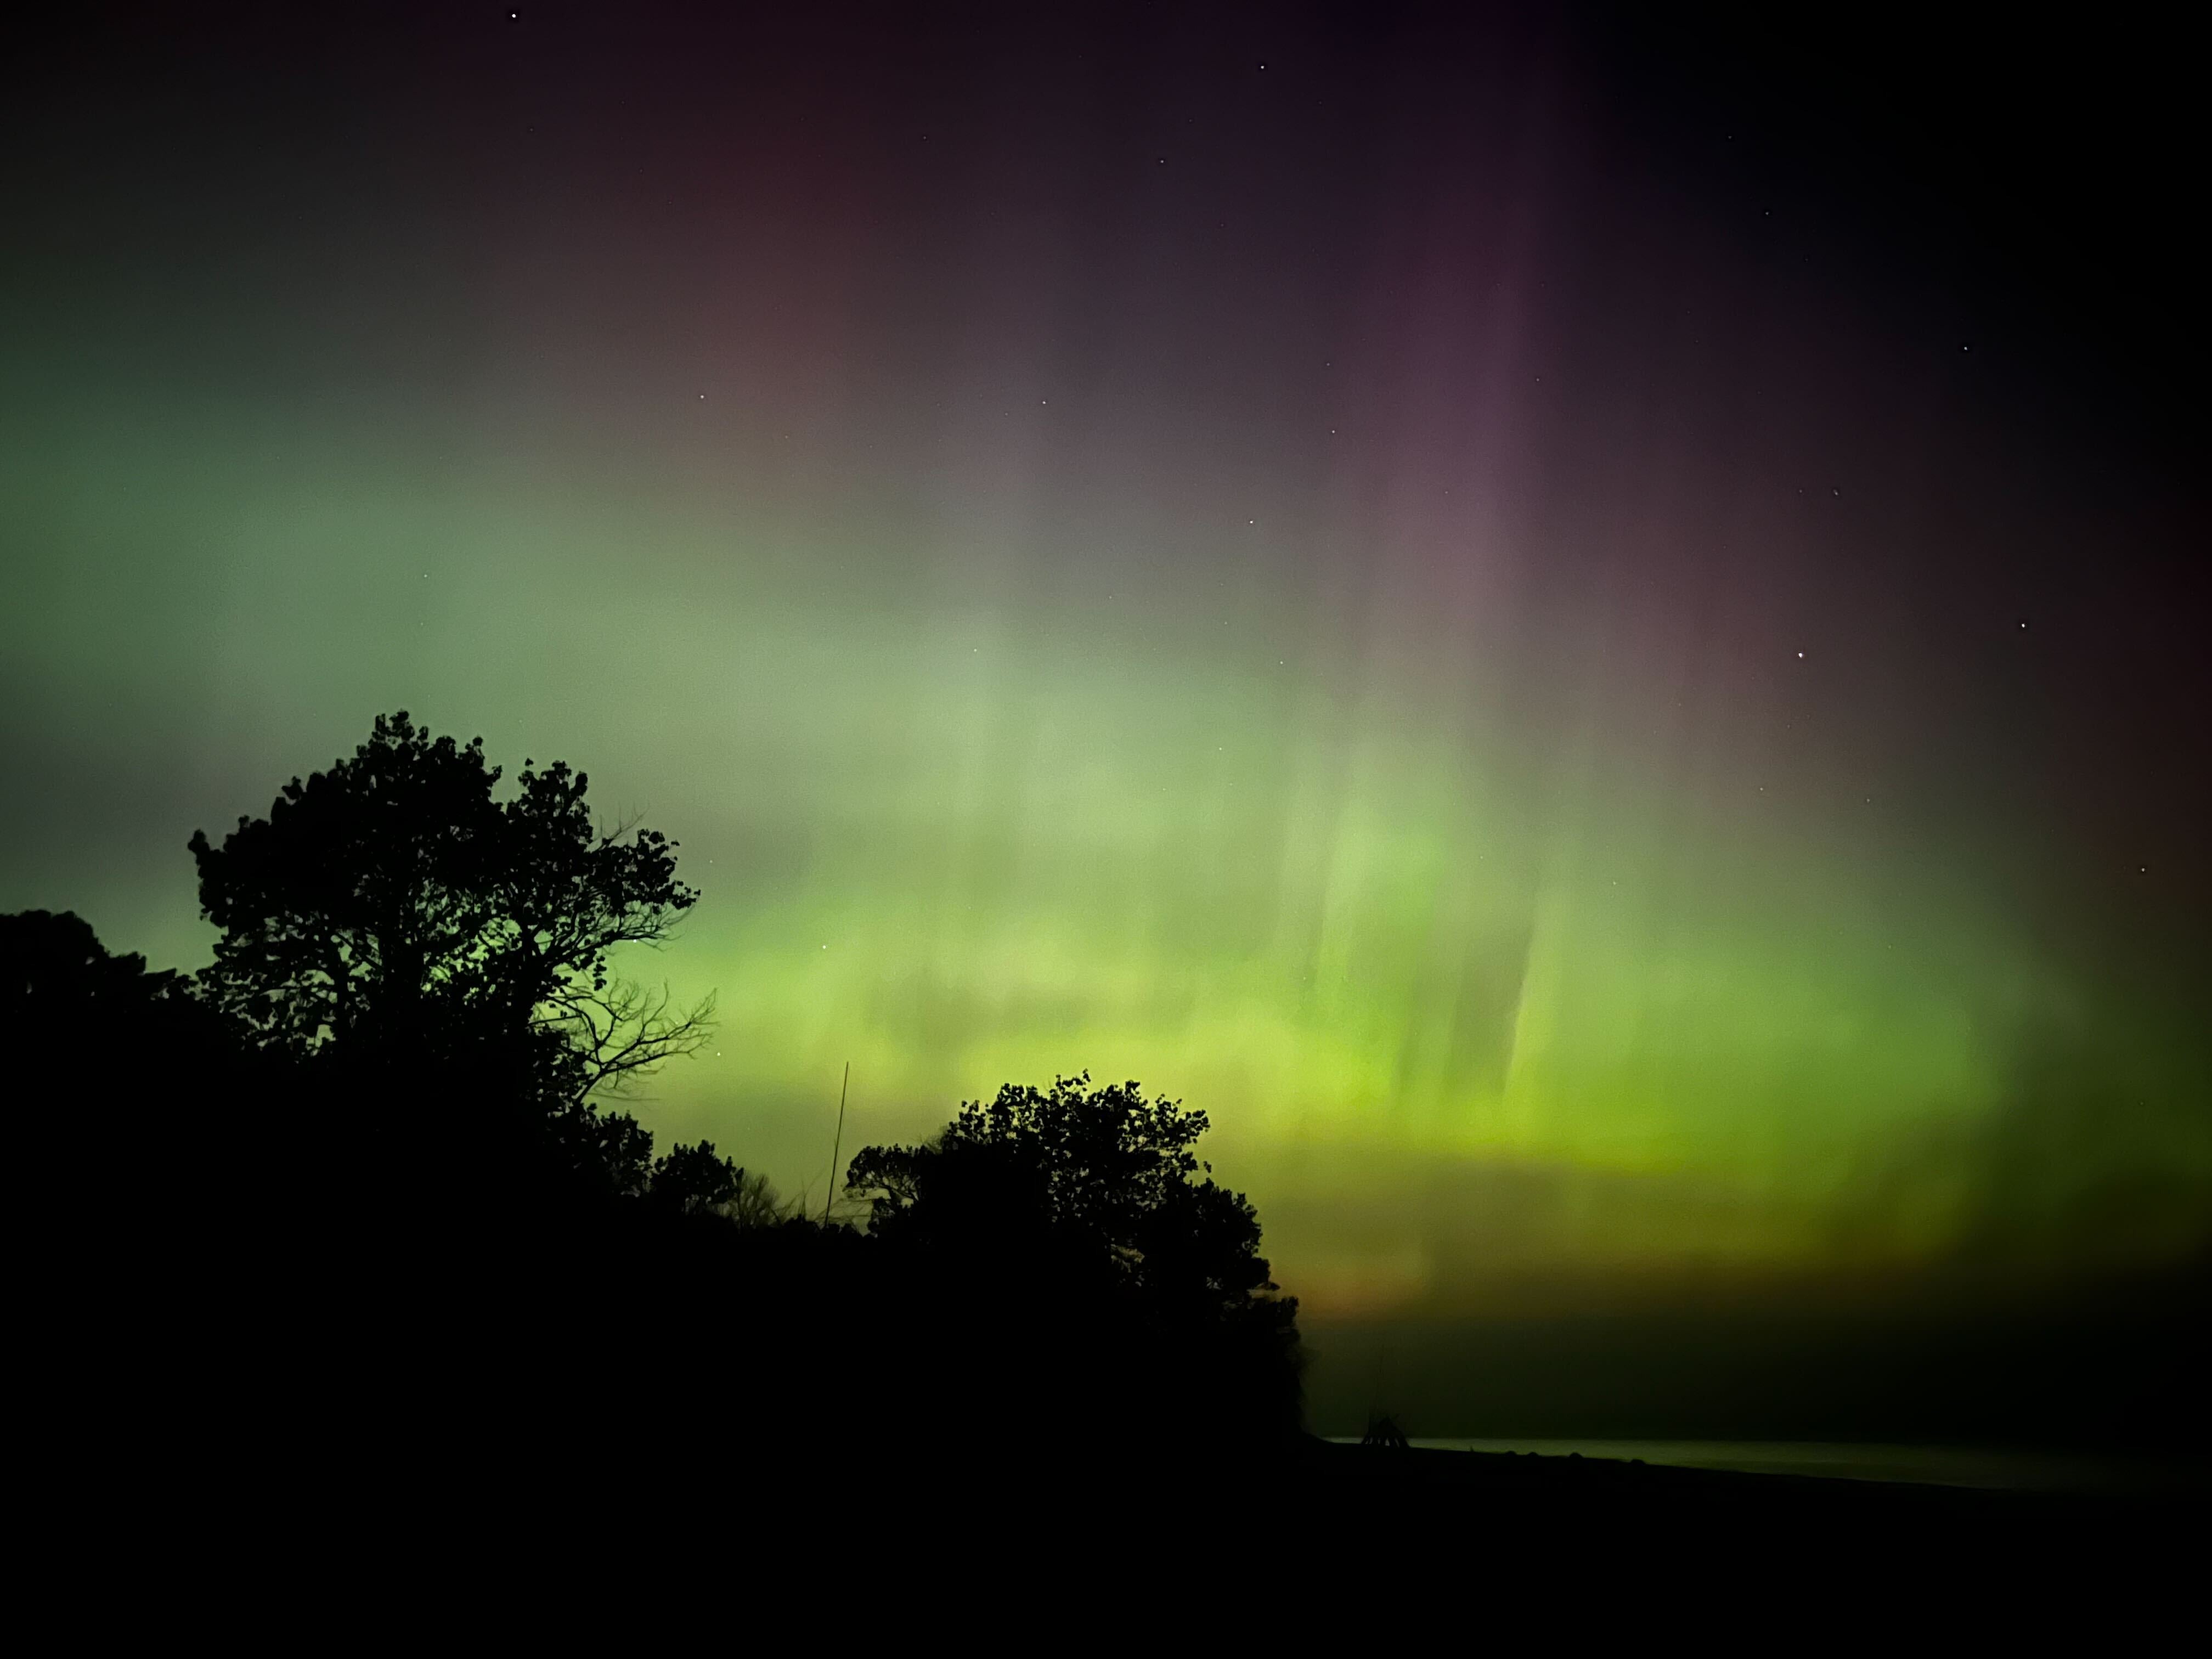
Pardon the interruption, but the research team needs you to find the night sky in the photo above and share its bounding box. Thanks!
[4,5,2204,1386]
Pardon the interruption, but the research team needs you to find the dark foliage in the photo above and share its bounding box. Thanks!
[4,905,251,1180]
[8,905,184,1008]
[848,1073,1289,1313]
[189,710,710,1106]
[5,906,274,1431]
[186,712,722,1205]
[845,1075,1305,1451]
[11,715,1311,1522]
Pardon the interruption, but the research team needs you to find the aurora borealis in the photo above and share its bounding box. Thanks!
[3,1,2205,1370]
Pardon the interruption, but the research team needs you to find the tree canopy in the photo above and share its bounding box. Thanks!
[843,1074,1304,1445]
[844,1073,1294,1322]
[7,907,178,1008]
[4,905,234,1105]
[188,712,710,1104]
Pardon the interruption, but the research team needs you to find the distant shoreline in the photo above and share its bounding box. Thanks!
[1282,1436,2202,1542]
[1315,1435,2198,1496]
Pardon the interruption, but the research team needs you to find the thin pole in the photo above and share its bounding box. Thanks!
[823,1060,849,1224]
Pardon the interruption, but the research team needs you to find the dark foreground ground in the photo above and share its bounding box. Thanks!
[1289,1434,2199,1527]
[308,1424,2203,1560]
[1269,1438,2204,1607]
[52,1426,2198,1635]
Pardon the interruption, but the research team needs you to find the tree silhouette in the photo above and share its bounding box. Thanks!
[189,712,712,1105]
[843,1073,1304,1445]
[6,907,180,1009]
[4,906,240,1120]
[848,1073,1286,1310]
[4,908,261,1354]
[647,1138,785,1220]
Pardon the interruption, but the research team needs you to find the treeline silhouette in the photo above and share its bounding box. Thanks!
[18,714,2196,1584]
[8,714,1302,1506]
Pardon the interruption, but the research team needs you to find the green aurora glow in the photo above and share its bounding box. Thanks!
[3,10,2204,1323]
